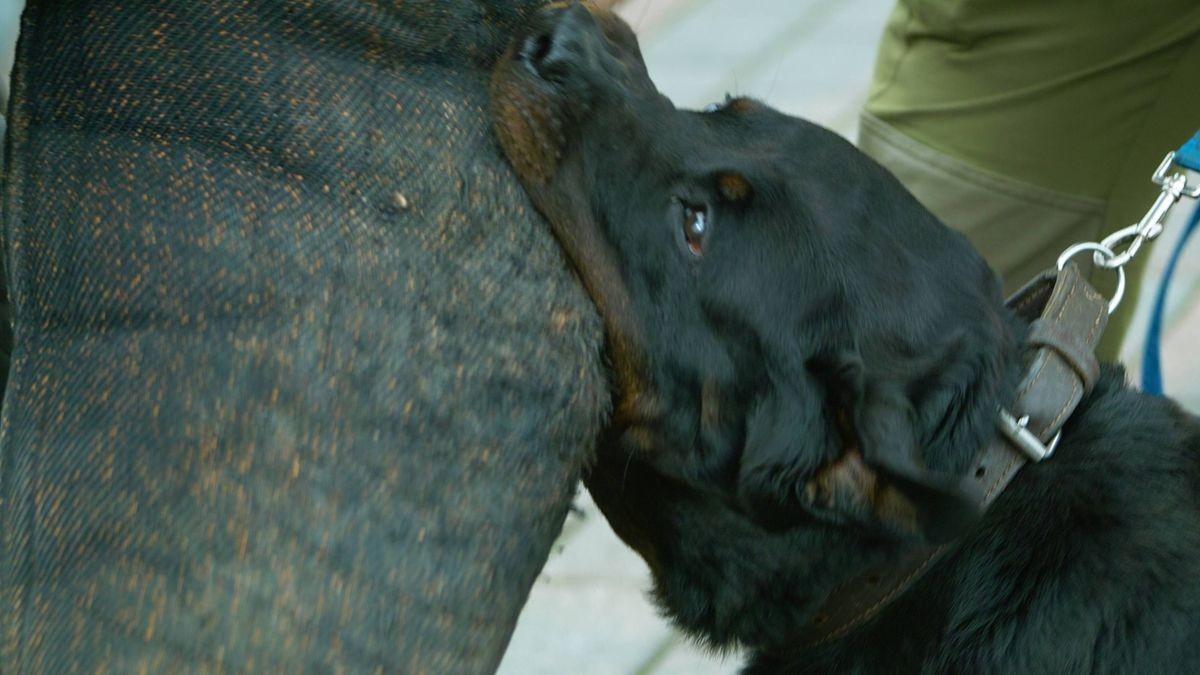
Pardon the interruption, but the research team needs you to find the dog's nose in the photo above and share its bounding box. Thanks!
[520,3,596,80]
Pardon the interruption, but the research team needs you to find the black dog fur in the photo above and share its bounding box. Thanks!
[491,5,1200,673]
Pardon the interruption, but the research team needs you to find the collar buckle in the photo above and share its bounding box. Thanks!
[997,409,1062,462]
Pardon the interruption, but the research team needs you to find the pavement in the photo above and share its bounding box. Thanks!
[498,1,1200,673]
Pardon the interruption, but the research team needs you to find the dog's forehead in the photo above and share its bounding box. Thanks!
[688,104,836,175]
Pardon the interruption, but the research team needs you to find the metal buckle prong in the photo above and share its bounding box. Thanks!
[997,409,1061,462]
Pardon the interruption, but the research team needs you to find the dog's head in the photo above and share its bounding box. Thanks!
[492,2,1023,646]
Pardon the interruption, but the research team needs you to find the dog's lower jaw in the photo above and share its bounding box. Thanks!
[585,440,910,650]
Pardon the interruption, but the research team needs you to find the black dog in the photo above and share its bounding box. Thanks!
[491,4,1200,673]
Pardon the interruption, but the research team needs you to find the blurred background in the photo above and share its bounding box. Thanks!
[0,0,18,136]
[0,1,1195,673]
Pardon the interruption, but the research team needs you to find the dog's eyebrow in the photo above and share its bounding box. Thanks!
[704,96,758,115]
[728,98,756,112]
[716,172,752,202]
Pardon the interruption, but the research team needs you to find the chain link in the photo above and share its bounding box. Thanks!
[1093,169,1188,270]
[1057,151,1199,315]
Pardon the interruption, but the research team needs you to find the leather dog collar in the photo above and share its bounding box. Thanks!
[791,262,1109,649]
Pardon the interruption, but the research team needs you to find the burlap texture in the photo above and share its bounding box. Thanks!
[0,2,607,672]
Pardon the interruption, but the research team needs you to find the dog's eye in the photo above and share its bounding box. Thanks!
[683,204,707,256]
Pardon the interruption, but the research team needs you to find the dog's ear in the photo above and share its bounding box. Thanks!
[827,376,983,544]
[739,344,992,543]
[737,367,845,532]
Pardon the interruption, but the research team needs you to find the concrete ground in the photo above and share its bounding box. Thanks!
[498,0,1200,673]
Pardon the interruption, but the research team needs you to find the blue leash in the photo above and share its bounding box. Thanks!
[1141,131,1200,395]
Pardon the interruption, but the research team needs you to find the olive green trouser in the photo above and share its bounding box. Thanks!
[859,0,1200,360]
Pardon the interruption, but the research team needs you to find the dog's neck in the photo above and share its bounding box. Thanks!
[769,264,1111,656]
